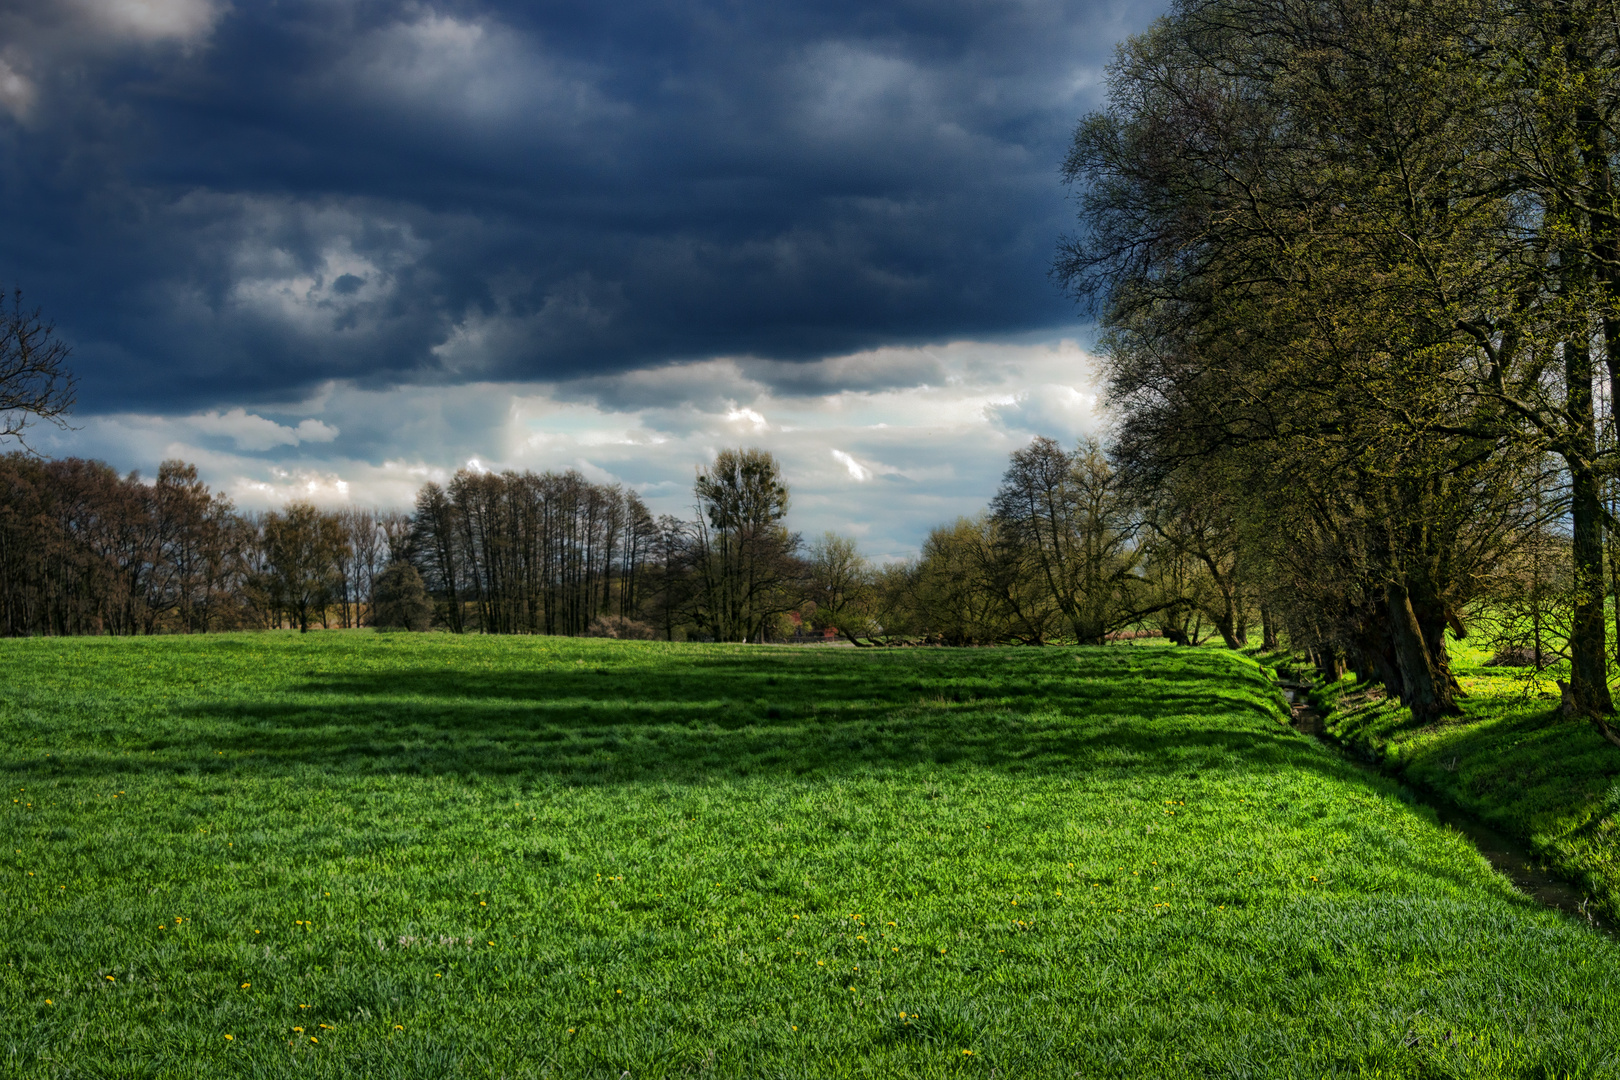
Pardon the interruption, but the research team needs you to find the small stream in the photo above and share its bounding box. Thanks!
[1278,683,1610,935]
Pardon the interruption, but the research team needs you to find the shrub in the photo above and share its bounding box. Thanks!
[584,615,657,640]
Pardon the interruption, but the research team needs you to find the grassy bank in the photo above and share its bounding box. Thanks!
[1311,640,1620,927]
[2,633,1618,1078]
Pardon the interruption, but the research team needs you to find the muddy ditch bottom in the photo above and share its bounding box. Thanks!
[1278,683,1610,936]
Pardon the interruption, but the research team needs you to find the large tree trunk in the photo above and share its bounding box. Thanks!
[1353,611,1404,699]
[1564,324,1615,718]
[1566,462,1614,717]
[1212,590,1243,649]
[1385,579,1460,722]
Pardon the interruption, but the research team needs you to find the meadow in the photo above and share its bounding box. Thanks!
[1315,637,1620,927]
[1,633,1618,1079]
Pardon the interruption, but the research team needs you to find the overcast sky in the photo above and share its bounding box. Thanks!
[1,0,1162,558]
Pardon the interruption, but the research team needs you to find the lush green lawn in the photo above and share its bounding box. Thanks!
[1314,637,1620,927]
[1,633,1617,1078]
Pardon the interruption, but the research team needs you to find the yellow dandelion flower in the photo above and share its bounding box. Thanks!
[293,1027,303,1034]
[105,976,114,982]
[44,999,51,1005]
[310,1037,318,1043]
[963,1049,974,1055]
[240,983,250,989]
[394,1025,404,1031]
[224,1034,234,1041]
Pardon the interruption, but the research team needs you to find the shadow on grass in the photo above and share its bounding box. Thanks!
[1,648,1375,791]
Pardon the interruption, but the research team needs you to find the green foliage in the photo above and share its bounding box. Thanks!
[691,448,799,643]
[0,635,1617,1077]
[371,561,433,632]
[989,437,1143,645]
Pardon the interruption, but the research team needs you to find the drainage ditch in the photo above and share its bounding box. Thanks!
[1276,680,1610,936]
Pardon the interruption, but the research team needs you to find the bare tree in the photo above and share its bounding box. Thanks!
[806,532,879,645]
[990,437,1144,645]
[0,289,75,448]
[261,502,349,633]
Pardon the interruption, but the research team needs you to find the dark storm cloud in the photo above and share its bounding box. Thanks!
[0,0,1159,411]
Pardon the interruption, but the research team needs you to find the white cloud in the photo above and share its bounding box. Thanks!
[0,0,223,123]
[831,449,872,482]
[725,406,769,433]
[341,10,622,135]
[36,335,1104,560]
[218,204,418,335]
[985,383,1101,439]
[0,58,34,120]
[69,0,222,43]
[187,408,338,451]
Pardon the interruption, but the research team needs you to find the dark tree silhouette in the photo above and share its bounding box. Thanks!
[372,560,433,631]
[0,289,75,448]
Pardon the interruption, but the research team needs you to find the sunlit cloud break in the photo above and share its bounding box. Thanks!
[39,337,1104,560]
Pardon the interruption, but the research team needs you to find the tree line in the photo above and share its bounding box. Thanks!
[0,439,1258,651]
[1054,0,1620,742]
[0,453,408,635]
[0,448,808,642]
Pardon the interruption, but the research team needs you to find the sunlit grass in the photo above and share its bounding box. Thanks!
[1319,634,1620,927]
[1,633,1617,1077]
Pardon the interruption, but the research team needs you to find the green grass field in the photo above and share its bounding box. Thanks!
[1315,637,1620,927]
[2,633,1618,1078]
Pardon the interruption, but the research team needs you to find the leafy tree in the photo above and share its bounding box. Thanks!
[910,515,1037,644]
[690,448,801,642]
[372,560,433,631]
[806,532,881,645]
[1056,0,1557,720]
[990,437,1145,644]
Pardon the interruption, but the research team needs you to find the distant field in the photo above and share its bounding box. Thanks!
[1,633,1617,1078]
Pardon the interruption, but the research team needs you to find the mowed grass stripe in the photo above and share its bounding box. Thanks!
[0,634,1615,1078]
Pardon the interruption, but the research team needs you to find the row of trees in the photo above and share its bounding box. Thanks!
[785,436,1269,651]
[1054,0,1620,740]
[0,448,812,642]
[0,279,1274,650]
[0,440,1198,647]
[3,427,1550,694]
[0,453,411,636]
